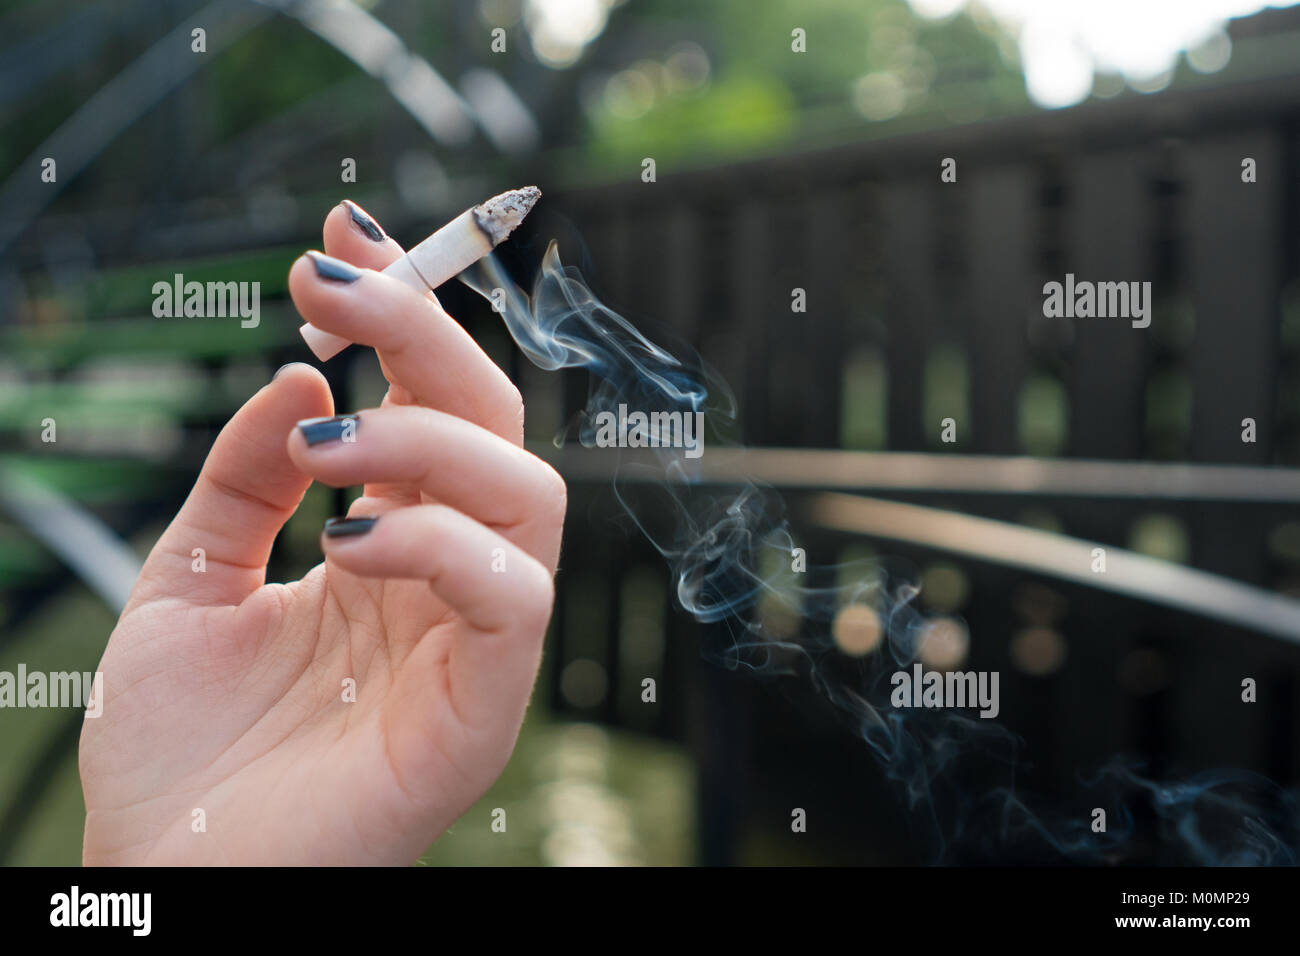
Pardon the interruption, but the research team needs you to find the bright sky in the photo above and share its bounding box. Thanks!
[908,0,1300,107]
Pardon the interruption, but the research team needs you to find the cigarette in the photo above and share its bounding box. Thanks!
[299,185,541,361]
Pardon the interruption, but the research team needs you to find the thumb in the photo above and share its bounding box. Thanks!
[128,363,333,610]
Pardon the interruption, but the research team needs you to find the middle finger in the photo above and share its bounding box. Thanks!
[287,404,564,569]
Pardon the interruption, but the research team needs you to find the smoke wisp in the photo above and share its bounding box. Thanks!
[460,241,1297,865]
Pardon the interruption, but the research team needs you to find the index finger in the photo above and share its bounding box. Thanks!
[295,201,525,446]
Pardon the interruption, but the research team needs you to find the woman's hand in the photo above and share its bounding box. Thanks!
[79,202,566,865]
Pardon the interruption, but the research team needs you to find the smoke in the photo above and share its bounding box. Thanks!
[460,241,1298,865]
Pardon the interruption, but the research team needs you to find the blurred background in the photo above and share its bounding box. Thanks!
[3,0,1300,865]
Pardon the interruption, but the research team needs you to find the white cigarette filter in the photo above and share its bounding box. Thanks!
[299,185,541,361]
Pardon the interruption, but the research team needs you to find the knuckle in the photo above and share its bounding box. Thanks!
[503,377,524,413]
[537,461,568,523]
[498,380,525,438]
[514,556,556,627]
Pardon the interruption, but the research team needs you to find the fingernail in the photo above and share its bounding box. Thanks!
[273,361,306,381]
[298,413,360,445]
[342,200,386,242]
[305,250,363,283]
[324,516,377,537]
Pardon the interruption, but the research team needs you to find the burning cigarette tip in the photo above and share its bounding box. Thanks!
[300,185,541,361]
[474,185,541,245]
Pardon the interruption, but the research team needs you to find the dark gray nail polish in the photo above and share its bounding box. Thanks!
[305,250,363,283]
[298,414,360,445]
[324,516,377,537]
[342,200,386,242]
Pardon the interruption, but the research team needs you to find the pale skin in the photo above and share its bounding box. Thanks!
[79,202,566,865]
